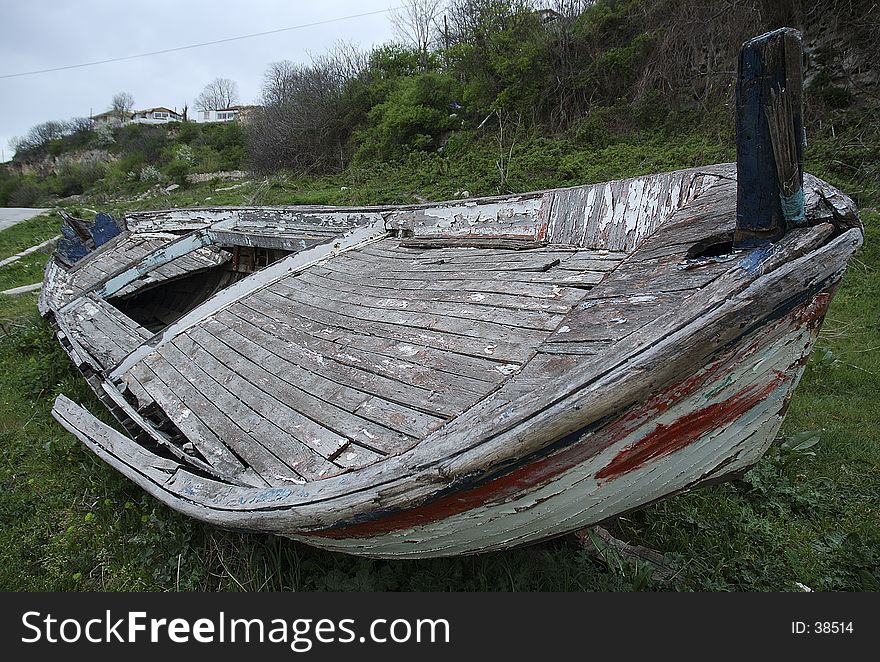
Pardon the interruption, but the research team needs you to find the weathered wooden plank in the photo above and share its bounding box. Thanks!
[735,28,804,247]
[53,395,181,485]
[173,332,360,460]
[208,229,331,252]
[544,271,608,288]
[115,246,231,298]
[338,248,574,274]
[235,208,383,230]
[538,340,614,356]
[94,231,216,299]
[289,272,566,332]
[295,269,577,314]
[398,237,548,250]
[65,236,173,303]
[201,319,453,441]
[188,317,446,442]
[384,196,544,237]
[62,311,130,368]
[125,209,238,233]
[585,252,734,299]
[307,263,584,302]
[88,295,152,340]
[250,286,535,364]
[555,251,626,270]
[104,375,266,486]
[266,280,550,350]
[138,346,343,482]
[59,296,149,369]
[359,243,582,264]
[546,294,681,344]
[230,297,515,384]
[220,299,484,417]
[217,304,493,397]
[318,254,594,286]
[124,360,311,485]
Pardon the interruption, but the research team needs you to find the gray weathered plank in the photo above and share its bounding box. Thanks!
[289,272,566,332]
[231,297,516,383]
[189,317,445,442]
[264,281,548,356]
[218,304,492,398]
[139,345,344,482]
[124,359,316,484]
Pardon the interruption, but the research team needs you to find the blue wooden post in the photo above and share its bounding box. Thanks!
[735,28,805,249]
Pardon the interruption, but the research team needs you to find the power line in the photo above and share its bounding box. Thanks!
[0,6,399,80]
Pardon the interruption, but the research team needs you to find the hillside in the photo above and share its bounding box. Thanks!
[2,0,877,210]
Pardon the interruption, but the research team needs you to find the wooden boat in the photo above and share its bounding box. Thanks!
[42,29,863,557]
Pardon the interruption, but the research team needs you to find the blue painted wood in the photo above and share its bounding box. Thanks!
[90,212,122,247]
[60,223,80,241]
[735,28,803,249]
[55,237,89,266]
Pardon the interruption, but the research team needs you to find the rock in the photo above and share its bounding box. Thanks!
[165,183,180,193]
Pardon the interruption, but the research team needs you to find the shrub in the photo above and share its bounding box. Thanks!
[174,144,195,165]
[355,71,462,162]
[116,125,168,163]
[138,165,162,182]
[94,124,116,147]
[7,180,45,207]
[165,159,191,186]
[51,162,105,197]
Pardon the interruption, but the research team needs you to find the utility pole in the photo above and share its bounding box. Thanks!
[443,14,450,67]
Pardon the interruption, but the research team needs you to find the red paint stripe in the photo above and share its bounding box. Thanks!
[594,375,783,480]
[307,373,788,541]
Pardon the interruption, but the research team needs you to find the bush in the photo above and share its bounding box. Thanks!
[50,162,105,197]
[165,160,191,186]
[355,71,462,162]
[94,124,116,147]
[138,165,162,182]
[174,144,195,165]
[116,125,168,163]
[7,180,45,207]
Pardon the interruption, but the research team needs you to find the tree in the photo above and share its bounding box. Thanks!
[390,0,445,69]
[248,47,367,174]
[111,92,135,122]
[10,120,68,156]
[195,77,240,111]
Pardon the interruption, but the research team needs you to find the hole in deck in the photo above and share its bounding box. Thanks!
[686,231,735,259]
[108,246,294,333]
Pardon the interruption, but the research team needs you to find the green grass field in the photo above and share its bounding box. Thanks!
[1,141,877,592]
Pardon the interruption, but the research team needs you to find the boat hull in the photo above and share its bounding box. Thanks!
[291,286,832,557]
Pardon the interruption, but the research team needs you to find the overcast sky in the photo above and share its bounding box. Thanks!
[0,0,402,161]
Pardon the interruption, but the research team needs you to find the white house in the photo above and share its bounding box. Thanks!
[130,107,184,124]
[196,105,257,124]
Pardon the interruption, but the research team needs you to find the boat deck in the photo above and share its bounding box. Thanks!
[112,241,626,486]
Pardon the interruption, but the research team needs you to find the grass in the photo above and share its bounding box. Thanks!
[0,125,877,592]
